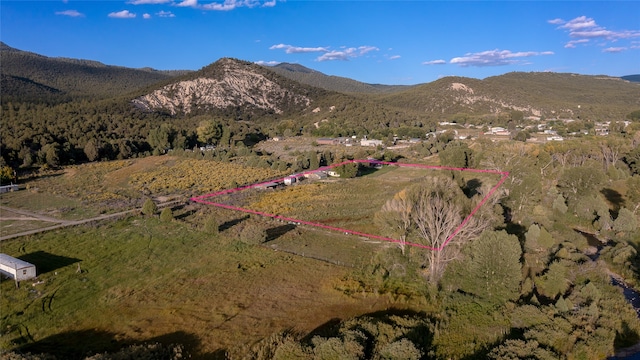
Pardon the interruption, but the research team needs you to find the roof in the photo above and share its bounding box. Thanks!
[0,254,35,270]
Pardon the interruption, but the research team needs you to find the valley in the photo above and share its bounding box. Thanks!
[1,43,640,359]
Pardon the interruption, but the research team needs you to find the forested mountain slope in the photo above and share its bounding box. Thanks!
[0,42,185,103]
[267,62,409,94]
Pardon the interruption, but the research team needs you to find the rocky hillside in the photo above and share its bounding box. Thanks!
[133,58,316,118]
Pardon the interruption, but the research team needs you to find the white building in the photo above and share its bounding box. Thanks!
[361,139,384,147]
[0,254,36,281]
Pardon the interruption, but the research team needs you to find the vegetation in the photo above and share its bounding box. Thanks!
[2,43,640,360]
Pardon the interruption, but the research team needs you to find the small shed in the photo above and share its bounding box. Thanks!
[0,254,37,281]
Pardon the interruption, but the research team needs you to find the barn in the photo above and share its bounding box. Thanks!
[0,254,37,281]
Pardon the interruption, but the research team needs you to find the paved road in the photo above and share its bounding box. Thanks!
[0,200,183,241]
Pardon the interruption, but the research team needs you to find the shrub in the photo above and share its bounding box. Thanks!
[160,207,174,222]
[142,198,157,216]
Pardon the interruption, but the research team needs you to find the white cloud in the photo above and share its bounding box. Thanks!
[422,59,446,65]
[269,44,328,53]
[176,0,198,7]
[55,10,84,17]
[564,39,589,48]
[316,46,379,62]
[389,55,401,60]
[178,0,276,10]
[128,0,171,4]
[449,49,553,67]
[255,60,280,66]
[270,43,378,61]
[202,0,238,11]
[603,47,627,53]
[157,10,175,17]
[108,10,136,18]
[551,15,640,48]
[143,13,152,19]
[560,16,597,31]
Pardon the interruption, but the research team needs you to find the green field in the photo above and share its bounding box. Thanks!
[0,215,406,358]
[1,161,441,358]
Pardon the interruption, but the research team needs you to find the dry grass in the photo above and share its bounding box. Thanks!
[0,217,398,358]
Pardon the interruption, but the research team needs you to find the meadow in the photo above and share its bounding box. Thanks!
[0,157,436,358]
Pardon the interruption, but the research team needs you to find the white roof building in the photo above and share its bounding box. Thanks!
[0,254,37,281]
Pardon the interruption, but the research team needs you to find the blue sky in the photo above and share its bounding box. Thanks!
[1,1,639,85]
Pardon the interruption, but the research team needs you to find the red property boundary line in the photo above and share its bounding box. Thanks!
[191,160,509,251]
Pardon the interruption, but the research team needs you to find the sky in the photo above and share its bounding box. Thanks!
[1,1,639,85]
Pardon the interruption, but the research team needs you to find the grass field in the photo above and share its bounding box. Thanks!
[0,158,430,358]
[0,156,503,358]
[0,216,402,358]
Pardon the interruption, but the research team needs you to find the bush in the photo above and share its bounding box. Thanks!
[142,198,157,216]
[160,207,173,222]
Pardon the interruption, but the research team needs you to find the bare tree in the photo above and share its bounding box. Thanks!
[409,178,490,283]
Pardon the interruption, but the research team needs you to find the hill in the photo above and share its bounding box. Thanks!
[0,42,187,103]
[377,72,640,121]
[132,58,326,119]
[267,62,409,94]
[622,74,640,83]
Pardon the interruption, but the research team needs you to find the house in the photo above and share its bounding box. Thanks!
[0,254,36,281]
[0,184,19,194]
[305,171,328,180]
[327,170,340,177]
[284,174,304,185]
[361,139,384,147]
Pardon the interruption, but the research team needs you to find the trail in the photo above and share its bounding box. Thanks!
[0,201,182,241]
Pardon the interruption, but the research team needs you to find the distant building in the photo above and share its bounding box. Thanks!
[361,139,384,147]
[0,254,36,282]
[305,171,328,180]
[0,184,18,194]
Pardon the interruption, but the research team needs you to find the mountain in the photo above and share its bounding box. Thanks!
[0,42,188,103]
[266,62,410,94]
[622,74,640,83]
[377,72,640,121]
[132,58,324,118]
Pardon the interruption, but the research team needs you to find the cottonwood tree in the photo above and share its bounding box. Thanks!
[375,189,413,255]
[408,177,490,283]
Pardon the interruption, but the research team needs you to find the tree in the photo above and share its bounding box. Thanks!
[375,189,413,255]
[84,138,101,162]
[0,166,15,185]
[335,162,359,178]
[613,208,638,233]
[148,124,176,152]
[626,176,640,214]
[196,119,223,145]
[444,231,522,304]
[438,142,475,168]
[142,198,158,216]
[41,143,60,167]
[160,207,174,222]
[408,177,490,283]
[557,166,605,205]
[624,147,640,175]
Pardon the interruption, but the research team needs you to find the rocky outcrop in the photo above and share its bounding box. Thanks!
[133,58,311,115]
